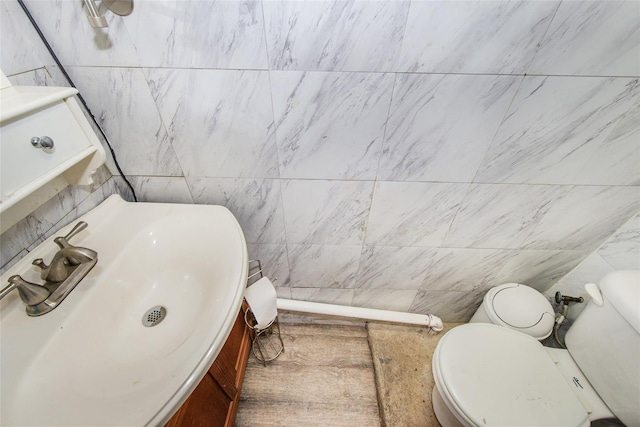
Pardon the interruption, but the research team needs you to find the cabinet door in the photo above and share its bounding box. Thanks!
[165,305,251,427]
[210,306,252,426]
[165,373,232,427]
[210,307,250,397]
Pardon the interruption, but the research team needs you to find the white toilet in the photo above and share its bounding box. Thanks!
[432,270,640,427]
[469,282,555,340]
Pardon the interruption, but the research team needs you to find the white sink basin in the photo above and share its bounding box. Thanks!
[0,195,248,426]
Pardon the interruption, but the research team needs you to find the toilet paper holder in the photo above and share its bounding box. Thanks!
[244,259,284,366]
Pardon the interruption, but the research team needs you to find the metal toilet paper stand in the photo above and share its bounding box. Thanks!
[244,260,284,366]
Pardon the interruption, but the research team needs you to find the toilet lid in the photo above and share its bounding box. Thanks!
[433,324,589,427]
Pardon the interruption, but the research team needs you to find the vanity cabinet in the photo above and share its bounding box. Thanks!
[166,304,251,427]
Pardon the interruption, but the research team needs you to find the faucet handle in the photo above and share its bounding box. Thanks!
[54,221,88,249]
[0,275,49,305]
[32,258,50,280]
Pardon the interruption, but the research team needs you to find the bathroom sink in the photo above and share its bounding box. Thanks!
[0,195,248,426]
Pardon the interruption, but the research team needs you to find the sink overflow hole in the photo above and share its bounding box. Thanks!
[142,306,166,327]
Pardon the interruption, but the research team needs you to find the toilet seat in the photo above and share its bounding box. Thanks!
[433,323,589,427]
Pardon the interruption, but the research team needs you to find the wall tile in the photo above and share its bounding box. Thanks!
[352,289,417,312]
[271,71,394,179]
[379,74,520,182]
[597,214,640,270]
[398,0,559,74]
[128,177,193,204]
[420,248,514,292]
[554,253,615,293]
[146,68,278,178]
[247,243,291,287]
[355,246,433,291]
[37,65,70,88]
[290,288,354,306]
[48,180,121,239]
[125,0,267,69]
[6,68,55,86]
[22,0,139,67]
[444,183,640,252]
[275,285,291,300]
[409,289,483,322]
[494,249,589,293]
[444,183,568,249]
[188,178,286,244]
[281,180,374,245]
[288,244,361,289]
[529,1,640,77]
[573,100,640,186]
[521,186,640,251]
[110,176,136,203]
[0,0,56,75]
[264,0,410,72]
[1,210,55,269]
[67,67,183,177]
[44,177,126,242]
[365,181,469,247]
[475,76,640,184]
[0,249,28,276]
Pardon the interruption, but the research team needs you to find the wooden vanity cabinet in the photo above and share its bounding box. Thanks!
[166,304,251,427]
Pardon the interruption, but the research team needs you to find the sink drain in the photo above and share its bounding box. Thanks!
[142,306,166,327]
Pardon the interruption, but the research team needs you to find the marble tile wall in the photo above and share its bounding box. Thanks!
[4,0,639,321]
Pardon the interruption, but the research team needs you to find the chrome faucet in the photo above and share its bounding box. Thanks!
[0,221,98,316]
[32,221,95,282]
[32,246,98,283]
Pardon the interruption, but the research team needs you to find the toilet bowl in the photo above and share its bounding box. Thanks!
[470,283,555,340]
[432,270,640,427]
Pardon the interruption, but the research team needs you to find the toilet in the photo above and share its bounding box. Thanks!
[469,282,555,340]
[432,270,640,427]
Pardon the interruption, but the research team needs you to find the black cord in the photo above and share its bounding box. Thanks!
[17,0,138,202]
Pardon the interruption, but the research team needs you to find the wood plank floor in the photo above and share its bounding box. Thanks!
[235,323,381,427]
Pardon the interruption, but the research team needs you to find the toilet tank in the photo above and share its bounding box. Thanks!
[565,270,640,427]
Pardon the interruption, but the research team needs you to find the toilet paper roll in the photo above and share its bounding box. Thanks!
[244,277,278,330]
